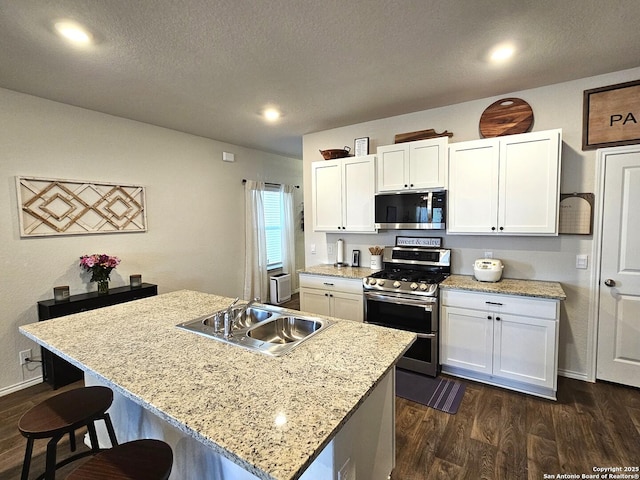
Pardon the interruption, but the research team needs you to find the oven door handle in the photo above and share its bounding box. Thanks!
[365,292,434,310]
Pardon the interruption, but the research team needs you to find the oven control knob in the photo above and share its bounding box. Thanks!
[410,282,418,290]
[376,279,385,286]
[419,283,428,291]
[393,281,401,288]
[368,278,377,286]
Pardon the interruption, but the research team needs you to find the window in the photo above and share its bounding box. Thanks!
[263,187,282,269]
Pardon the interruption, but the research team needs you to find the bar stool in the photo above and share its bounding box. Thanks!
[65,439,173,480]
[18,386,119,480]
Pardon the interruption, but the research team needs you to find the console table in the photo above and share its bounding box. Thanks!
[37,283,158,389]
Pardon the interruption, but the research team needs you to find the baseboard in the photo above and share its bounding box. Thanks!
[0,375,44,397]
[558,368,591,382]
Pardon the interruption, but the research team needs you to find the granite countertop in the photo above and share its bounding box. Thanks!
[20,290,415,480]
[298,264,376,279]
[441,274,566,300]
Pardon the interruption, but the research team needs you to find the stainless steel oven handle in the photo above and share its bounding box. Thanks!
[365,292,434,310]
[416,333,436,339]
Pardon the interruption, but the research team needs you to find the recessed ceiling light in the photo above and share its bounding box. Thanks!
[489,44,515,62]
[54,20,92,45]
[263,108,281,122]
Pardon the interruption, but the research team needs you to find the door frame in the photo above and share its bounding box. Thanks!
[587,144,640,383]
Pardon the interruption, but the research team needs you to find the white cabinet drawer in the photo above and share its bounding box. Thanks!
[299,274,364,295]
[441,289,558,320]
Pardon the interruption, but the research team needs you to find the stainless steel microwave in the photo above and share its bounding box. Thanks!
[374,191,446,230]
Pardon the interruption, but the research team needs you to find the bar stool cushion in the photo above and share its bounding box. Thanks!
[65,439,173,480]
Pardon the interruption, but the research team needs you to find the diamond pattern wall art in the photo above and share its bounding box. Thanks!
[16,176,147,237]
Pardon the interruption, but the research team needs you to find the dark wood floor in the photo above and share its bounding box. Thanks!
[392,375,640,480]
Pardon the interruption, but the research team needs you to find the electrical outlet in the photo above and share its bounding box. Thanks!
[484,251,493,259]
[327,244,334,254]
[310,244,316,254]
[19,349,31,366]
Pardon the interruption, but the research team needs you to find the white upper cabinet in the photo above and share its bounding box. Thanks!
[312,155,376,233]
[377,137,448,192]
[448,129,562,235]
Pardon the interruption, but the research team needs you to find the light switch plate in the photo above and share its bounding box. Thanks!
[576,254,588,269]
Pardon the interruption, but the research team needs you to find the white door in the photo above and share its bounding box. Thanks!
[440,306,493,374]
[597,145,640,388]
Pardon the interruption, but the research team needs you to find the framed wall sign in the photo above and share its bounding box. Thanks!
[354,137,369,156]
[583,79,640,150]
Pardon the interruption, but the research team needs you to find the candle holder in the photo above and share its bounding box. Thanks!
[53,286,70,302]
[130,274,142,288]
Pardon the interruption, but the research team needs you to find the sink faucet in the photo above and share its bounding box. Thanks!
[224,297,260,338]
[223,297,240,338]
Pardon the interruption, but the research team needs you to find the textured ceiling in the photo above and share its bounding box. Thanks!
[1,0,640,158]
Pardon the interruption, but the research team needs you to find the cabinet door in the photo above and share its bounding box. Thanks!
[493,313,558,389]
[498,130,561,234]
[409,137,448,189]
[441,306,493,374]
[332,291,364,322]
[312,160,343,231]
[376,144,408,192]
[300,287,332,316]
[342,156,376,232]
[448,139,500,233]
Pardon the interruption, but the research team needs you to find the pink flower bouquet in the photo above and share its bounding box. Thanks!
[79,254,121,283]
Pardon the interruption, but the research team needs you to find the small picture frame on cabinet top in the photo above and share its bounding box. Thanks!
[354,137,369,157]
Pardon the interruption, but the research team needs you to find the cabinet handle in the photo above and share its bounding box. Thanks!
[325,293,329,297]
[323,282,334,286]
[496,316,501,321]
[485,301,503,306]
[329,294,333,297]
[499,227,504,231]
[404,184,408,188]
[410,183,414,187]
[487,315,492,320]
[491,226,496,231]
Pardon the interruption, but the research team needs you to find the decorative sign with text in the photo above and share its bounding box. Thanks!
[583,79,640,150]
[395,236,442,247]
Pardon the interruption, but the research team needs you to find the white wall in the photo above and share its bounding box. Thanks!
[0,88,302,394]
[303,66,640,380]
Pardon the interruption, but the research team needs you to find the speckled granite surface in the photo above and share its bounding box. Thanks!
[20,290,415,480]
[298,265,376,279]
[441,274,566,300]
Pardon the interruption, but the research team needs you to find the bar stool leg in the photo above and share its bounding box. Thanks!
[86,422,100,453]
[20,437,34,480]
[45,433,63,480]
[69,429,77,452]
[103,413,119,447]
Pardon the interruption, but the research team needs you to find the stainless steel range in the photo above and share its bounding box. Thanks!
[363,246,450,376]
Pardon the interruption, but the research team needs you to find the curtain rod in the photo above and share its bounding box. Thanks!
[242,179,299,188]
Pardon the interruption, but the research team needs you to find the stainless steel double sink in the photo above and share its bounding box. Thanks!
[177,303,334,356]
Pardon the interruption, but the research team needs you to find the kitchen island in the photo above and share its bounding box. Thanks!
[20,290,415,480]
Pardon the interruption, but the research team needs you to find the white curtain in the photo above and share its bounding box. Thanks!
[243,181,268,301]
[280,184,296,290]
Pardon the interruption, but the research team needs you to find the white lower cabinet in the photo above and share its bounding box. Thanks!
[440,289,559,399]
[299,273,364,322]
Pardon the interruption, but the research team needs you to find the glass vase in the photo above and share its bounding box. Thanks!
[97,280,109,295]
